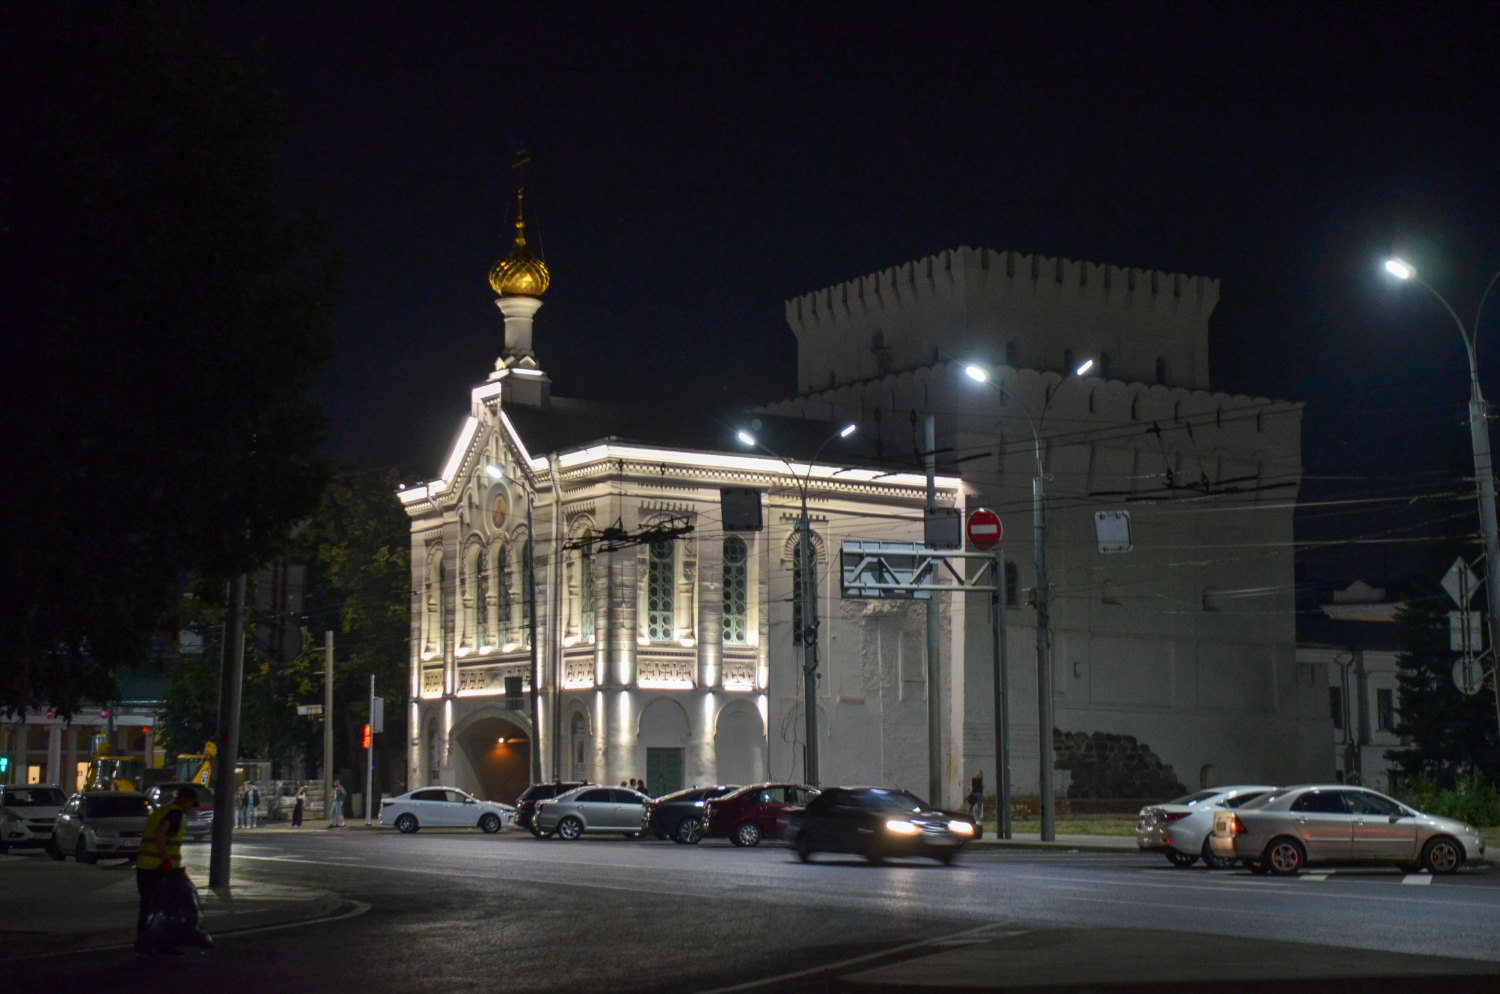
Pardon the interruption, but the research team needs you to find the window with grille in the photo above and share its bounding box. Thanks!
[723,537,748,644]
[521,539,533,647]
[792,550,806,646]
[1004,561,1019,607]
[475,548,489,649]
[579,543,594,641]
[496,545,513,646]
[647,541,675,641]
[1329,687,1344,730]
[1376,688,1396,732]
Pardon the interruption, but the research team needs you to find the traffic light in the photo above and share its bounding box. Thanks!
[362,724,371,750]
[0,756,9,775]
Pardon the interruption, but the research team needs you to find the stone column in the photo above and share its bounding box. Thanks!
[698,540,723,690]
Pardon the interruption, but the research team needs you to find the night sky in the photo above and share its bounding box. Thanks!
[205,1,1500,586]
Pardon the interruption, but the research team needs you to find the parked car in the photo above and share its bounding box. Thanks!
[144,782,215,842]
[1136,785,1275,868]
[644,785,741,843]
[0,786,67,853]
[1211,784,1487,876]
[49,791,150,863]
[704,783,819,847]
[785,786,973,864]
[516,781,590,837]
[379,787,515,834]
[533,785,650,840]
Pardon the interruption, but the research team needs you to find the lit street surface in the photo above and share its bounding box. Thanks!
[6,832,1500,992]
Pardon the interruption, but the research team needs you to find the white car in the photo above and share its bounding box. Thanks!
[1,786,67,852]
[1137,785,1275,868]
[379,787,515,834]
[49,791,149,863]
[533,785,651,839]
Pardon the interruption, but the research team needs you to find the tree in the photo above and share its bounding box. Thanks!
[1,4,339,715]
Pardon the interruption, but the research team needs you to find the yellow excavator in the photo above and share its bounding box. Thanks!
[83,733,143,791]
[174,742,217,785]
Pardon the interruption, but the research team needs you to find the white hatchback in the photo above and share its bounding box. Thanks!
[380,787,515,834]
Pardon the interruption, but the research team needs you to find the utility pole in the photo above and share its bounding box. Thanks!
[323,630,333,821]
[209,575,246,888]
[992,545,1011,839]
[365,674,375,826]
[924,415,943,808]
[1033,437,1056,842]
[799,480,820,787]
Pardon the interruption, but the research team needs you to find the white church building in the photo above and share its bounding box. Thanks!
[401,219,1332,807]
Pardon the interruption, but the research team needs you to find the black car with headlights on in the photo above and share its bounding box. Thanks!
[643,785,740,843]
[784,786,974,864]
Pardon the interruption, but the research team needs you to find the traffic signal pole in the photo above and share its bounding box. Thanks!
[209,575,246,888]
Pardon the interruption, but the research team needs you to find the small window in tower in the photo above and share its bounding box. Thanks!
[1005,342,1019,368]
[1155,357,1167,384]
[1098,352,1111,379]
[1063,348,1074,374]
[1377,688,1397,732]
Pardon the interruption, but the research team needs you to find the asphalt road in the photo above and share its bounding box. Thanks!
[7,830,1500,993]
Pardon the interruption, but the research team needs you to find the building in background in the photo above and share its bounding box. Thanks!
[0,667,164,790]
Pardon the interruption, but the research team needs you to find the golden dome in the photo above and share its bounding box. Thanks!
[488,193,550,297]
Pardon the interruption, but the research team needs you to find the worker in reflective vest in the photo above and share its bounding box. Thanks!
[134,785,200,953]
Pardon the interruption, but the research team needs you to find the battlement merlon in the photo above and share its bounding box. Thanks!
[784,246,1220,396]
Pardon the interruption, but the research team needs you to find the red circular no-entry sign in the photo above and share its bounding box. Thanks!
[966,508,1003,550]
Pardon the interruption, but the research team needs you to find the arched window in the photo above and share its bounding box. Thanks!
[1004,561,1019,607]
[570,712,587,780]
[647,541,675,641]
[494,542,514,649]
[521,538,533,648]
[579,541,595,642]
[723,537,749,644]
[475,547,490,650]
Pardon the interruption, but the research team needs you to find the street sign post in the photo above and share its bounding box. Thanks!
[966,508,1009,840]
[966,508,1002,551]
[1443,556,1489,695]
[1094,510,1132,553]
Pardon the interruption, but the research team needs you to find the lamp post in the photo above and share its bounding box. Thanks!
[1385,258,1500,744]
[737,422,857,787]
[963,357,1093,842]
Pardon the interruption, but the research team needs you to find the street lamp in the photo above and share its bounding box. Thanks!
[1385,257,1500,741]
[962,356,1094,842]
[736,422,857,786]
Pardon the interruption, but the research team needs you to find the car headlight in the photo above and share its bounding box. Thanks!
[948,820,975,835]
[885,819,921,835]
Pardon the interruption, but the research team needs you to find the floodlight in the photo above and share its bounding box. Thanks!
[1074,358,1094,376]
[964,365,989,383]
[736,431,756,446]
[1385,259,1415,280]
[839,423,857,438]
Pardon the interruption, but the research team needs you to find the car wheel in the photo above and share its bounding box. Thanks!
[796,837,814,863]
[734,821,762,848]
[1200,837,1235,870]
[1421,836,1464,875]
[557,817,584,840]
[479,813,501,834]
[1263,836,1305,876]
[674,817,704,845]
[1165,849,1198,868]
[394,813,419,834]
[75,836,97,865]
[934,851,956,865]
[864,849,885,865]
[48,838,65,861]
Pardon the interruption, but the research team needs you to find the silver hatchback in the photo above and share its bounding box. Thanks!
[50,791,150,863]
[533,785,651,840]
[1211,784,1487,876]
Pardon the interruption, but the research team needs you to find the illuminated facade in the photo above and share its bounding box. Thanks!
[400,225,962,802]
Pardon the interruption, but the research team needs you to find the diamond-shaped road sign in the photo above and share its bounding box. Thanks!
[1442,557,1479,607]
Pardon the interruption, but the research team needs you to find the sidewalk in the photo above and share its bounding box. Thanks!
[0,852,342,961]
[832,926,1500,993]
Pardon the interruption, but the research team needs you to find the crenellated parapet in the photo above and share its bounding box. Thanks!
[784,246,1219,396]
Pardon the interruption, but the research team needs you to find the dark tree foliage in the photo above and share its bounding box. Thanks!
[1,4,339,715]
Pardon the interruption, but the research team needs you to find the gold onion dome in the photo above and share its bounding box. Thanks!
[488,216,550,298]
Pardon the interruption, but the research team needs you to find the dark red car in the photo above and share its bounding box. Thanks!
[704,783,818,847]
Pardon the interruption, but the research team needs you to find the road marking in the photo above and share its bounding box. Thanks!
[1404,874,1433,885]
[1302,875,1329,881]
[686,923,1026,994]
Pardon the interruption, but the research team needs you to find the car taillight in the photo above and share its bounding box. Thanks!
[380,799,392,807]
[1160,811,1189,822]
[1231,814,1247,836]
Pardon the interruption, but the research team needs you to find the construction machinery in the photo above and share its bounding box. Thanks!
[83,733,143,791]
[174,742,217,786]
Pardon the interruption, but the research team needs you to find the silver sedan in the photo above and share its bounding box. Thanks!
[533,785,651,840]
[1136,785,1275,868]
[1210,784,1487,876]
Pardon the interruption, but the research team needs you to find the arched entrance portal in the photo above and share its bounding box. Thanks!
[454,715,531,805]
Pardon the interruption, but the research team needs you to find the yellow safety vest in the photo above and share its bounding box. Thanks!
[135,802,185,871]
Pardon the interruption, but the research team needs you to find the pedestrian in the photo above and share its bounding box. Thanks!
[135,785,211,956]
[234,783,245,828]
[968,771,985,825]
[329,779,347,828]
[244,781,259,829]
[292,781,305,827]
[620,780,629,788]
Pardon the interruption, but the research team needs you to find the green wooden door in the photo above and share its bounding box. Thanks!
[645,748,683,799]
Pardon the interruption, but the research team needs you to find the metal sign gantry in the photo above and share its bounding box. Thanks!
[840,540,1000,599]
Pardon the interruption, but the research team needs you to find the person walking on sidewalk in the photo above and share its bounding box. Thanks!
[967,771,985,825]
[135,785,208,956]
[329,779,346,828]
[243,781,259,829]
[292,782,305,827]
